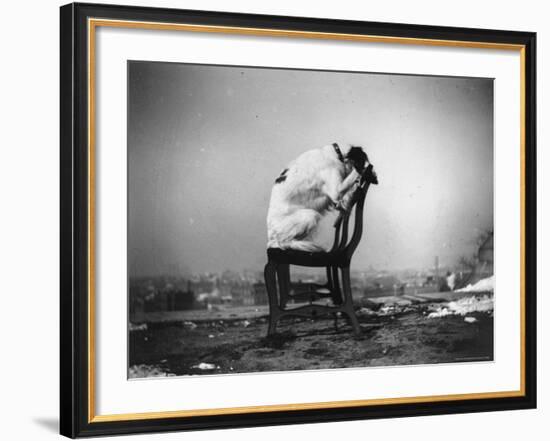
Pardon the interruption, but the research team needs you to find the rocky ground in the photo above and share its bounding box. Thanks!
[129,291,494,378]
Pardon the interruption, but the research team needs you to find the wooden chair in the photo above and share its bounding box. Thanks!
[264,164,378,336]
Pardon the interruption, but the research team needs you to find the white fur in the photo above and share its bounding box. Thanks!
[267,143,362,251]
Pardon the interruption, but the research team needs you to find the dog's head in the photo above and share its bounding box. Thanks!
[346,146,369,173]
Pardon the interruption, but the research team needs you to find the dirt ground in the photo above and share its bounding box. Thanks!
[129,295,493,378]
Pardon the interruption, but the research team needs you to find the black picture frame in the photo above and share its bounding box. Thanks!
[60,2,537,438]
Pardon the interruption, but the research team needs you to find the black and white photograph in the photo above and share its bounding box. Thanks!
[128,61,495,378]
[1,0,544,438]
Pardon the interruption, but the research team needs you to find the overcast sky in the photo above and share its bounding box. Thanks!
[128,61,493,277]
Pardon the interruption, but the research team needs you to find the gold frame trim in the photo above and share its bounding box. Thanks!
[87,18,527,424]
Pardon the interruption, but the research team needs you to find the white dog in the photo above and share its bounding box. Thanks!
[267,142,370,252]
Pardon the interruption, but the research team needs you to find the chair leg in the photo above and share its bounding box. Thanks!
[276,264,291,309]
[264,261,279,336]
[326,266,333,291]
[331,266,343,305]
[341,267,360,335]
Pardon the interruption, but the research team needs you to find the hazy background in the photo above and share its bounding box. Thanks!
[128,61,493,277]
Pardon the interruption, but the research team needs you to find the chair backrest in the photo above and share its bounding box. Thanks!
[330,164,377,261]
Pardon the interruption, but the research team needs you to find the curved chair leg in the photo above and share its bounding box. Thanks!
[264,261,279,336]
[326,266,333,291]
[331,266,343,305]
[277,264,291,309]
[341,267,360,335]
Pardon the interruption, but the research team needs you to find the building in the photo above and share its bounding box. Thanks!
[457,231,494,289]
[478,232,494,277]
[252,282,268,305]
[138,283,196,312]
[173,289,195,310]
[231,284,254,306]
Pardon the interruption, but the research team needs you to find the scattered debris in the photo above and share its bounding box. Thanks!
[380,305,397,316]
[360,298,382,310]
[192,362,218,370]
[129,322,147,331]
[356,307,376,317]
[129,364,173,378]
[130,296,494,376]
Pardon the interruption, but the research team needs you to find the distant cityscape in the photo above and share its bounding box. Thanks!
[129,233,493,317]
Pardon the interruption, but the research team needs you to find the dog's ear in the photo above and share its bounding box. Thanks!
[347,146,368,172]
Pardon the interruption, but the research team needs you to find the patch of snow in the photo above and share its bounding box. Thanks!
[129,322,147,331]
[456,275,494,293]
[449,295,493,315]
[428,294,493,319]
[464,316,478,323]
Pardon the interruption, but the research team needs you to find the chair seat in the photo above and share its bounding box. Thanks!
[267,247,347,267]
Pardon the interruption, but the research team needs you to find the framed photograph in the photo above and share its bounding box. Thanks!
[60,2,536,438]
